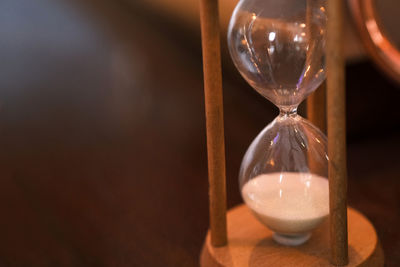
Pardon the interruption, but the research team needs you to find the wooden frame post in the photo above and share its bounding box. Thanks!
[306,0,327,133]
[327,0,349,265]
[199,0,227,247]
[307,84,327,133]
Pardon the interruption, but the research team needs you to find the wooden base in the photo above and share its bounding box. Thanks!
[201,205,383,267]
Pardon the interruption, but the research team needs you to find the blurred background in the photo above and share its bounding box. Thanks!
[0,0,399,266]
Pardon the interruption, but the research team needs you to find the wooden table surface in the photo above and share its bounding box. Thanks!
[0,0,399,266]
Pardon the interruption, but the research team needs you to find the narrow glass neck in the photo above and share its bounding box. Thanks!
[279,106,298,117]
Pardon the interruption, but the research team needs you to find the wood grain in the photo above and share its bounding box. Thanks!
[199,0,228,247]
[201,205,384,267]
[327,0,349,265]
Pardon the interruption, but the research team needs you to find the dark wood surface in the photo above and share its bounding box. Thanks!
[0,0,399,266]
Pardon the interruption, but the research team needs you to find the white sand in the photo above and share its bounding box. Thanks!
[242,172,329,235]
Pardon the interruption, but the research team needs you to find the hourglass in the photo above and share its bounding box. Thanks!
[227,0,328,246]
[199,0,384,265]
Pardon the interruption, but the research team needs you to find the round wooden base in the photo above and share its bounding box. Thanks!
[201,205,383,267]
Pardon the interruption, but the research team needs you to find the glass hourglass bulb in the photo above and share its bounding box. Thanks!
[228,0,328,246]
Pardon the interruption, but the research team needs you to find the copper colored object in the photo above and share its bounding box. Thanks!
[199,0,228,247]
[349,0,400,84]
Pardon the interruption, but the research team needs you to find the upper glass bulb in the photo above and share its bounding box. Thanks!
[228,0,327,109]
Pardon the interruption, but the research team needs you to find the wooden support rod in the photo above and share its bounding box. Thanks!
[199,0,227,247]
[307,83,327,133]
[306,0,327,133]
[327,0,349,265]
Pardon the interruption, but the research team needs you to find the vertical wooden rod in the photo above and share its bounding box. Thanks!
[327,0,349,265]
[306,0,327,133]
[307,83,327,133]
[305,1,326,177]
[199,0,227,247]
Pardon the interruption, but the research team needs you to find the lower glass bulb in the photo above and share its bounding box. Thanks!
[239,113,329,246]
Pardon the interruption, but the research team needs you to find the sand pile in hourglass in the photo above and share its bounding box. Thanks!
[242,172,329,234]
